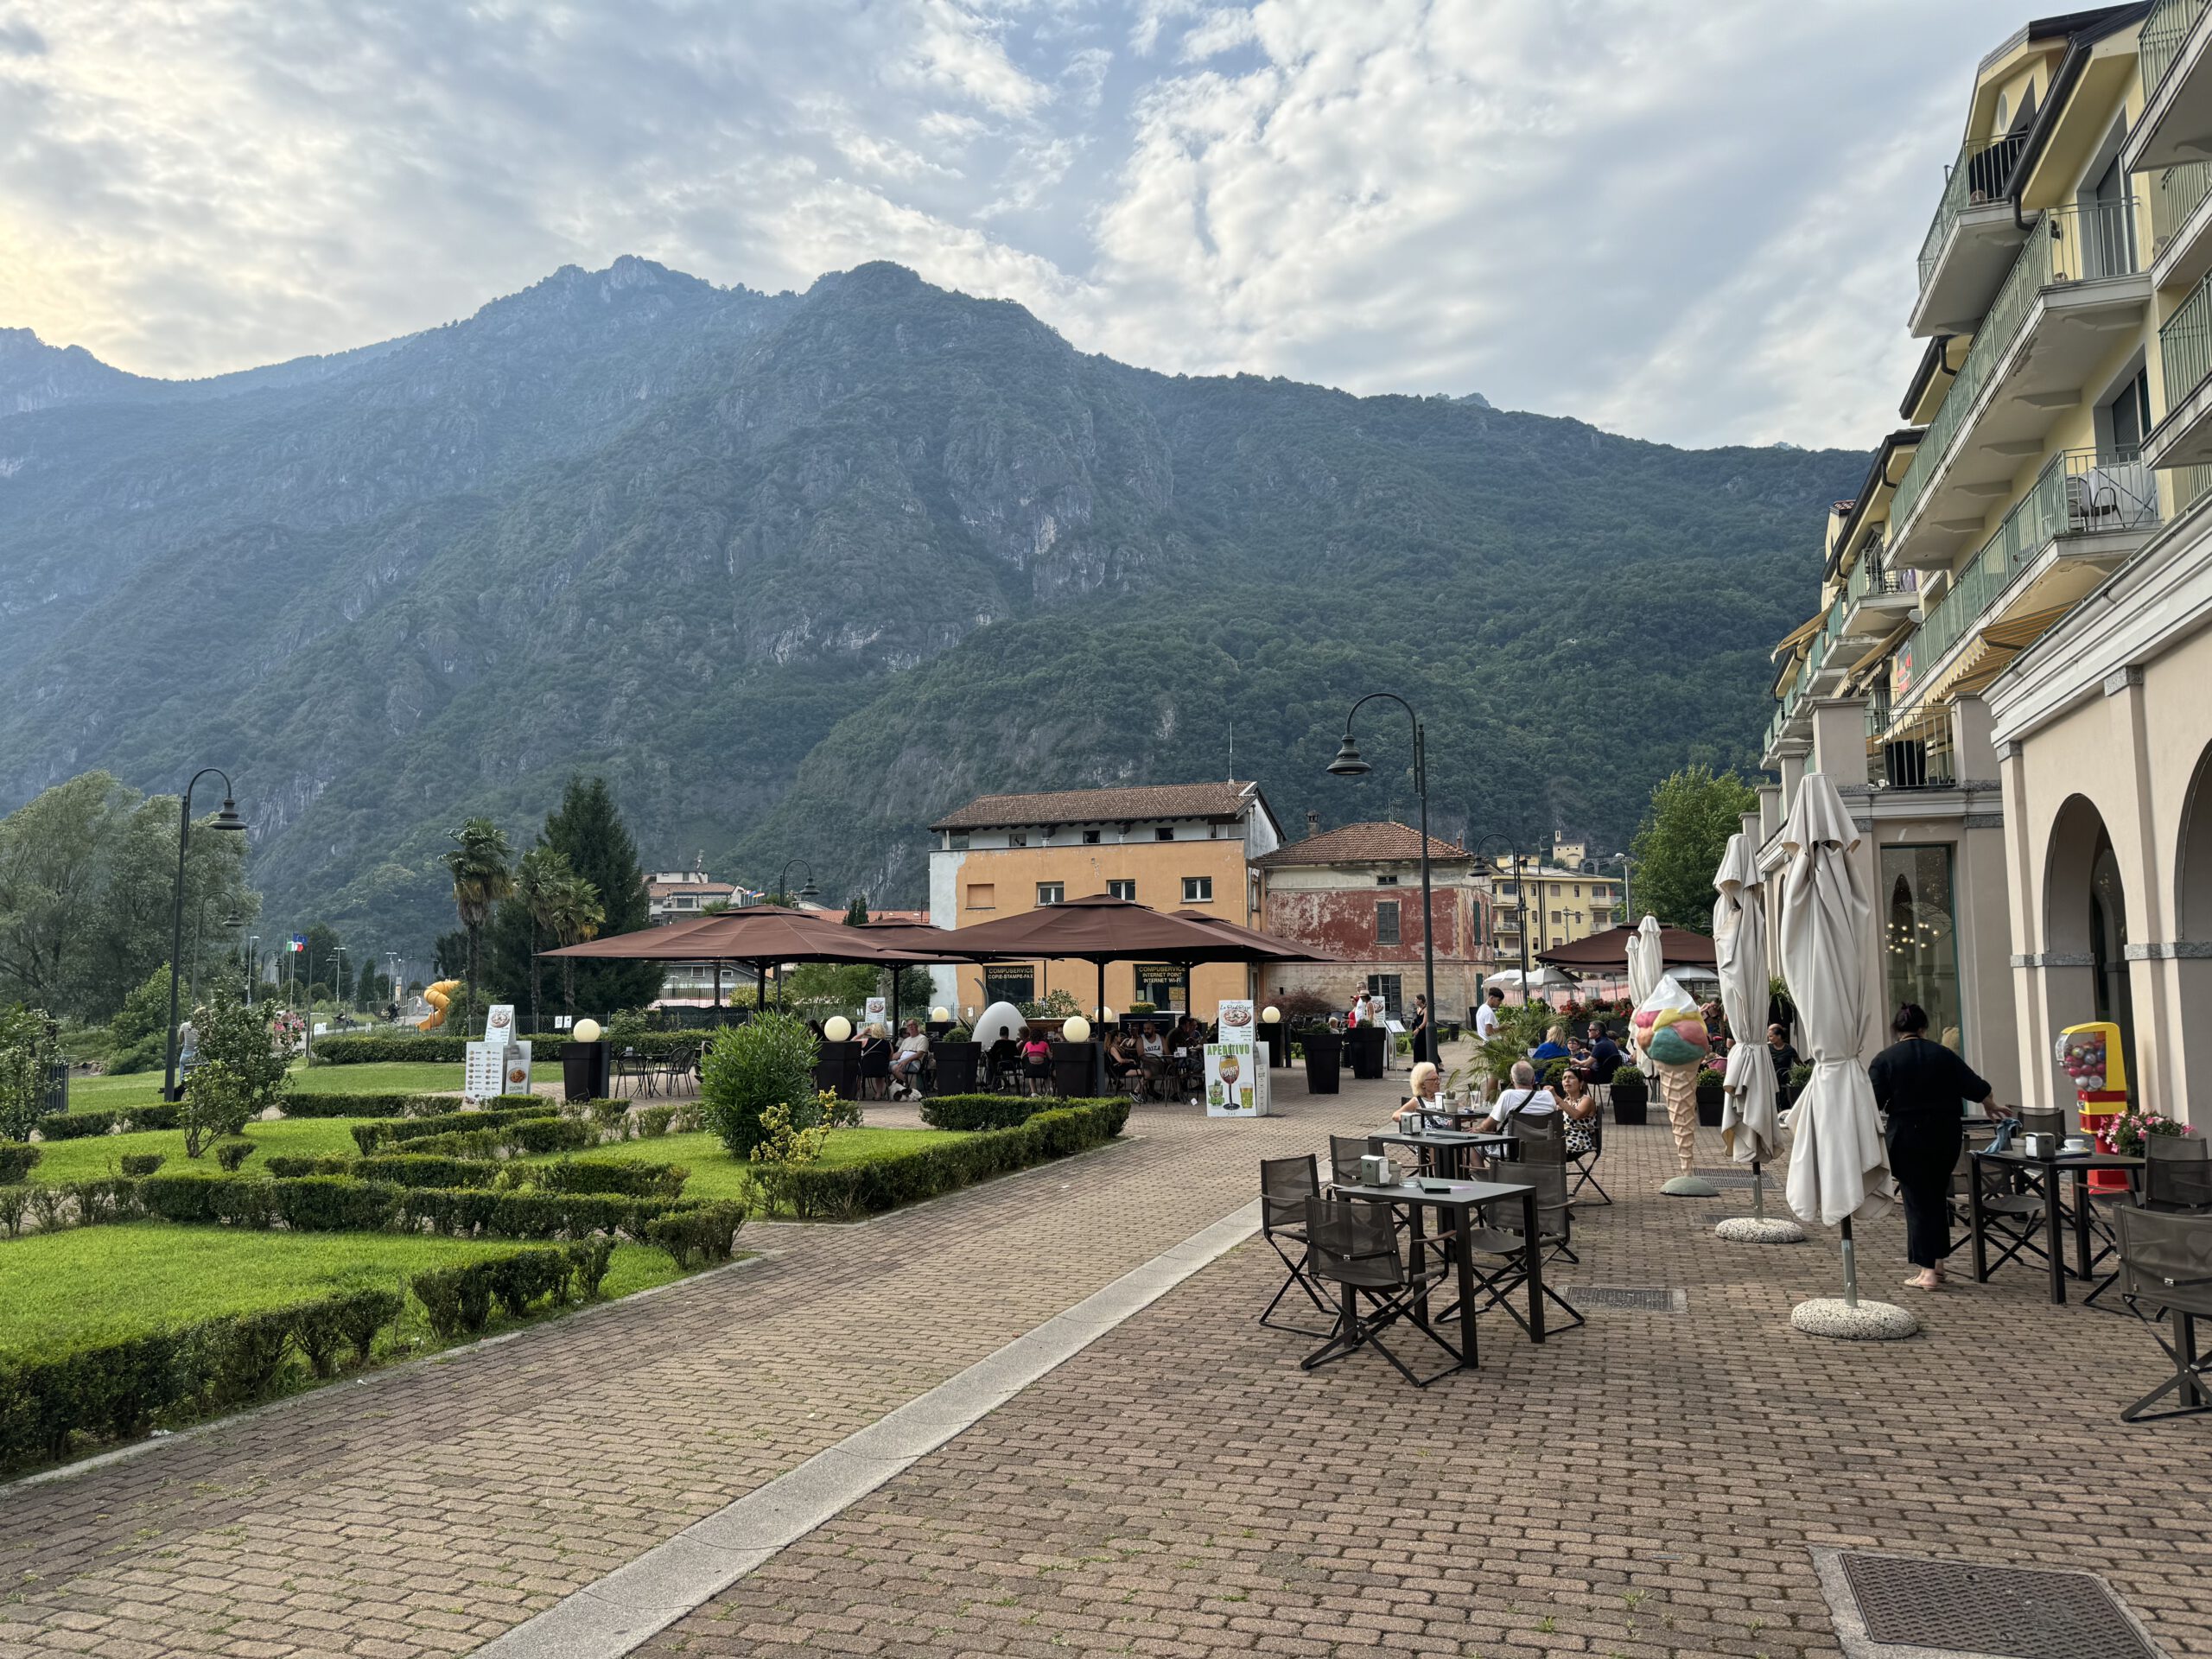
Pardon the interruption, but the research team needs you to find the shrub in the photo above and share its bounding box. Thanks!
[919,1094,1124,1132]
[0,1142,41,1183]
[279,1093,454,1120]
[506,1116,597,1155]
[590,1100,632,1137]
[778,1102,1127,1218]
[700,1011,818,1157]
[411,1263,493,1338]
[535,1158,689,1200]
[747,1101,828,1213]
[0,1185,31,1236]
[118,1153,164,1177]
[289,1287,404,1378]
[35,1105,182,1141]
[410,1247,577,1339]
[645,1200,749,1268]
[191,987,291,1123]
[354,1154,500,1189]
[310,1033,470,1065]
[818,1088,864,1131]
[0,1009,58,1143]
[349,1099,547,1154]
[213,1139,257,1172]
[487,1248,573,1318]
[635,1105,677,1139]
[566,1236,616,1300]
[181,1062,257,1159]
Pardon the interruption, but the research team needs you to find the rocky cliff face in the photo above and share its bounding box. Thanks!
[0,260,1866,949]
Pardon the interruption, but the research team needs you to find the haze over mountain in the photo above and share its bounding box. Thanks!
[0,258,1862,952]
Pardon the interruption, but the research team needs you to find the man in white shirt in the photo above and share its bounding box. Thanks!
[1478,1059,1558,1132]
[1350,990,1370,1028]
[889,1020,930,1097]
[1474,985,1504,1044]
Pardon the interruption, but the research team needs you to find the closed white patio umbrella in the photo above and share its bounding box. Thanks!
[1626,914,1663,1080]
[1776,773,1913,1338]
[1713,830,1802,1244]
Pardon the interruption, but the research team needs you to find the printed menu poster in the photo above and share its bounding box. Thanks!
[1205,1001,1269,1117]
[485,1004,517,1046]
[464,1039,531,1104]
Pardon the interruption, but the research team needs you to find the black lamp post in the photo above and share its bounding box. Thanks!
[163,770,247,1103]
[1327,694,1436,1066]
[777,859,821,907]
[1471,834,1535,1006]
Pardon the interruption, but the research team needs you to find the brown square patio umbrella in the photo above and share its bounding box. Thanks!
[543,905,940,1008]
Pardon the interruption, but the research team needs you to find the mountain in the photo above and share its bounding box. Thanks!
[0,259,1863,953]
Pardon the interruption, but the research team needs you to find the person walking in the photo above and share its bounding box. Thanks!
[1407,994,1435,1068]
[1868,1002,2010,1291]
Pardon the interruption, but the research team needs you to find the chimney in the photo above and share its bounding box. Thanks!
[1305,810,1319,837]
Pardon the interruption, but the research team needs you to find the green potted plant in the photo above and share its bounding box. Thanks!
[1608,1061,1649,1126]
[1694,1065,1726,1126]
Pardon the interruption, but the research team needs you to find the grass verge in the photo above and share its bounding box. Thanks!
[22,1117,372,1185]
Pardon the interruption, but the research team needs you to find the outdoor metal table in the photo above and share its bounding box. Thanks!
[1375,1129,1516,1180]
[1325,1176,1543,1373]
[1968,1147,2144,1306]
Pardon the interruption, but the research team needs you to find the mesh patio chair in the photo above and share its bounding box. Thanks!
[2019,1106,2069,1144]
[613,1047,654,1098]
[1257,1156,1334,1338]
[2145,1135,2212,1212]
[1327,1135,1385,1191]
[1300,1195,1459,1387]
[1972,1153,2052,1280]
[2115,1206,2212,1422]
[1454,1159,1584,1337]
[1566,1108,1610,1205]
[1510,1112,1566,1164]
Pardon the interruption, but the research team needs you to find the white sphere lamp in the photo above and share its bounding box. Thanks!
[1063,1015,1092,1043]
[1262,1006,1281,1024]
[931,1006,950,1022]
[573,1018,602,1044]
[823,1015,853,1043]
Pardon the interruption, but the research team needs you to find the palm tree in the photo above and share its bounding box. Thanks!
[513,846,574,1035]
[442,818,514,1033]
[544,869,605,1018]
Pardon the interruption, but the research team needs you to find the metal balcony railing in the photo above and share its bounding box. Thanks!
[2143,0,2210,104]
[1866,702,1957,791]
[2151,161,2212,260]
[1892,200,2142,535]
[1917,132,2030,290]
[1845,546,1919,609]
[2163,264,2212,416]
[1910,448,2158,677]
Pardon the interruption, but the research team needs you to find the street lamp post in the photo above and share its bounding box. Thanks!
[1327,693,1437,1066]
[245,934,258,1007]
[1610,852,1635,926]
[775,859,821,908]
[162,771,247,1103]
[1471,835,1534,1005]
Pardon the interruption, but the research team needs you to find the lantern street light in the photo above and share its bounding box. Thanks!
[163,772,247,1103]
[777,858,821,907]
[1328,693,1436,1065]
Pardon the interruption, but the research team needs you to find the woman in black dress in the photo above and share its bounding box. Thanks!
[1867,1002,2006,1291]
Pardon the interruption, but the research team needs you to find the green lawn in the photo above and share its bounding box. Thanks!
[0,1222,685,1360]
[538,1127,965,1201]
[60,1060,478,1110]
[24,1116,372,1184]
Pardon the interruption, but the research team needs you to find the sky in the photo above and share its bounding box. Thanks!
[0,0,2024,451]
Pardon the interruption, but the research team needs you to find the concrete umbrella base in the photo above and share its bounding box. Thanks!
[1660,1175,1721,1198]
[1789,1298,1918,1340]
[1715,1216,1807,1243]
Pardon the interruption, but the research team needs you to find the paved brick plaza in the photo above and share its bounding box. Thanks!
[5,1059,2211,1659]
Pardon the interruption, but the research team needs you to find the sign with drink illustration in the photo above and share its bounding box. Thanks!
[1205,1001,1269,1117]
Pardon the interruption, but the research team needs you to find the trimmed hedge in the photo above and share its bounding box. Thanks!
[0,1285,404,1471]
[0,1142,41,1183]
[277,1092,457,1120]
[117,1171,701,1242]
[266,1153,503,1189]
[918,1094,1122,1132]
[536,1158,690,1200]
[35,1104,182,1141]
[312,1032,707,1066]
[349,1098,551,1154]
[410,1237,626,1338]
[781,1103,1127,1219]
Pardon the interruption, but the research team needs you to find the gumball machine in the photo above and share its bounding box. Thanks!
[2054,1021,2129,1193]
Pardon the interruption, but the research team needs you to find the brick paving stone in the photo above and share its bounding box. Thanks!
[635,1111,2212,1659]
[0,1070,1402,1656]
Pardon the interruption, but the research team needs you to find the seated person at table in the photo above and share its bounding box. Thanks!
[1582,1023,1624,1088]
[889,1019,931,1097]
[1529,1023,1572,1069]
[1104,1029,1141,1084]
[1138,1026,1166,1060]
[1020,1027,1053,1095]
[1390,1061,1464,1135]
[1170,1014,1201,1053]
[1555,1068,1599,1157]
[1478,1060,1557,1133]
[856,1024,893,1100]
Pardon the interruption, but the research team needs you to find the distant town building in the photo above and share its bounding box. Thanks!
[1251,821,1493,1021]
[645,861,750,1006]
[929,781,1280,1017]
[1488,858,1623,964]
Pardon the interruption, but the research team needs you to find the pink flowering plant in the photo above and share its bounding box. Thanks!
[2107,1109,2195,1157]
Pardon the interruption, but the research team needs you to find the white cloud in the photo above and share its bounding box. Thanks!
[0,0,2025,448]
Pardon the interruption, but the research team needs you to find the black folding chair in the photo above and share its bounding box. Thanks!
[1973,1158,2054,1281]
[1257,1156,1334,1338]
[1566,1109,1611,1205]
[1326,1134,1383,1191]
[1460,1160,1585,1335]
[1300,1196,1459,1387]
[2115,1206,2212,1423]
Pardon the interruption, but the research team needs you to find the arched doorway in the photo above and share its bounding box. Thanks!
[2174,744,2212,1122]
[2046,795,2135,1094]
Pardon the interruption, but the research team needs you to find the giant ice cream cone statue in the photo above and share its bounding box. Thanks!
[1634,989,1714,1194]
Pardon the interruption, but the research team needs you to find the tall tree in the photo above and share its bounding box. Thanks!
[443,817,514,1032]
[513,846,575,1033]
[543,868,605,1017]
[535,778,657,1014]
[842,894,868,926]
[1628,766,1760,933]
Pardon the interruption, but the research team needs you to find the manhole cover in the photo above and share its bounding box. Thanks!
[1693,1166,1765,1187]
[1817,1549,2166,1659]
[1567,1286,1683,1312]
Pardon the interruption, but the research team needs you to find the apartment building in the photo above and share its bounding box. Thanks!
[1763,4,2212,1117]
[645,865,746,1007]
[1489,856,1624,964]
[927,781,1281,1018]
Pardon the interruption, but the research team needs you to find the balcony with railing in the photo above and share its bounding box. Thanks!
[2132,0,2212,175]
[1914,132,2031,337]
[2151,265,2212,472]
[1866,700,1958,791]
[1889,200,2148,568]
[1840,543,1921,635]
[2150,160,2212,281]
[1899,448,2158,708]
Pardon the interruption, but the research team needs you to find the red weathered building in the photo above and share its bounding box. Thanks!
[1252,821,1494,1025]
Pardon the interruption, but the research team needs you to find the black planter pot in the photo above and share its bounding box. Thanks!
[1261,1022,1288,1068]
[561,1040,610,1103]
[1300,1030,1342,1095]
[813,1041,859,1098]
[933,1042,979,1094]
[1347,1026,1386,1081]
[1609,1079,1649,1127]
[1051,1041,1103,1098]
[1695,1082,1725,1127]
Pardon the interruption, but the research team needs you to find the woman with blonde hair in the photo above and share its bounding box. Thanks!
[1392,1060,1465,1135]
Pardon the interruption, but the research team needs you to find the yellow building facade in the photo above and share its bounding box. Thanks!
[926,782,1280,1019]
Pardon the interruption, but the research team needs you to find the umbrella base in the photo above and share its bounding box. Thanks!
[1660,1175,1721,1198]
[1714,1217,1806,1243]
[1789,1297,1917,1340]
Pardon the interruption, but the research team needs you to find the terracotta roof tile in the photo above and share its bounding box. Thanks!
[931,781,1262,832]
[1251,821,1472,868]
